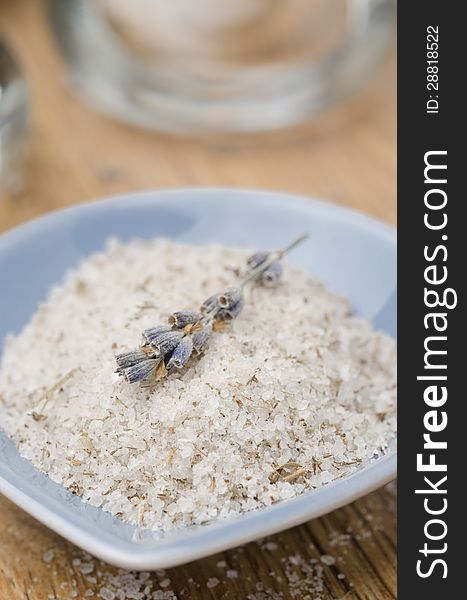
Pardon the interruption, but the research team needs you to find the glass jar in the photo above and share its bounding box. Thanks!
[49,0,395,134]
[0,41,28,197]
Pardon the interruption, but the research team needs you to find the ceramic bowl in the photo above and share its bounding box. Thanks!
[0,189,396,569]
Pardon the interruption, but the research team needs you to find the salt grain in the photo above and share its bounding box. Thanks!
[0,239,396,532]
[265,542,278,551]
[42,550,54,564]
[206,577,220,589]
[99,588,115,600]
[80,562,95,575]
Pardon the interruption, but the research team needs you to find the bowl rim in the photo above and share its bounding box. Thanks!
[0,187,396,250]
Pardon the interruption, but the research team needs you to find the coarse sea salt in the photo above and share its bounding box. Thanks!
[0,238,396,532]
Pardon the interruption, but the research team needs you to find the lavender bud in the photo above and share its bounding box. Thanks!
[142,325,171,346]
[200,294,219,315]
[218,287,243,309]
[115,349,151,370]
[167,336,194,370]
[247,251,269,269]
[217,297,244,321]
[150,330,185,356]
[192,322,212,353]
[261,261,283,287]
[120,358,158,384]
[168,311,200,329]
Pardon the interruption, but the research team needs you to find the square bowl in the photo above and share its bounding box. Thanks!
[0,188,396,569]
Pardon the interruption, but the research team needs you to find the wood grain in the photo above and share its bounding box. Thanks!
[0,1,396,598]
[0,485,397,600]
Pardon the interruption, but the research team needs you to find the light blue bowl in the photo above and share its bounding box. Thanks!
[0,188,396,569]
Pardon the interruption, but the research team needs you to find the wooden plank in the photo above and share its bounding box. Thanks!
[0,1,396,598]
[0,485,396,599]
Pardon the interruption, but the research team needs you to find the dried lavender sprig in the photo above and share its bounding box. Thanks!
[261,261,283,287]
[116,349,153,369]
[241,232,309,289]
[147,330,185,356]
[218,287,243,309]
[122,358,160,384]
[192,321,212,354]
[168,311,200,328]
[115,233,308,384]
[247,252,269,269]
[200,233,308,321]
[200,295,218,316]
[217,297,244,321]
[166,335,194,370]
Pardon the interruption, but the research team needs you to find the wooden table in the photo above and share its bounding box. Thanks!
[1,1,396,598]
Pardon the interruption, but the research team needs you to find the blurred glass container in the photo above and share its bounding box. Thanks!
[49,0,395,134]
[0,41,28,197]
